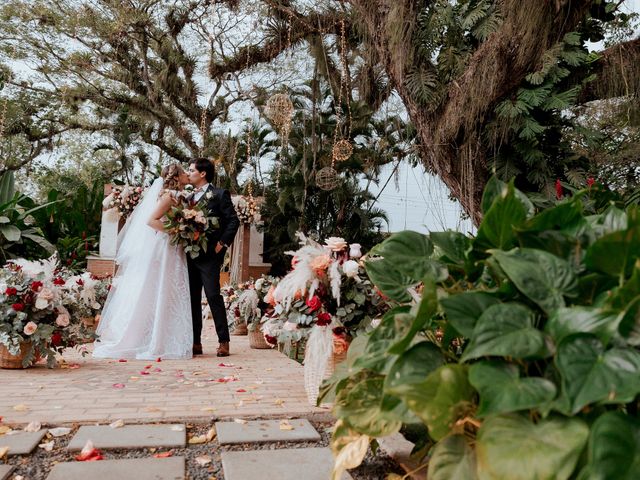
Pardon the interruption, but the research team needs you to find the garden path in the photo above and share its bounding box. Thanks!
[0,323,325,426]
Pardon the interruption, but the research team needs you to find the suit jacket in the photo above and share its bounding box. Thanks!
[195,185,239,260]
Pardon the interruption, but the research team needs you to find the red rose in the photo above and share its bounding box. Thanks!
[31,281,43,292]
[12,303,25,311]
[51,332,63,347]
[306,295,322,312]
[265,335,277,346]
[53,277,65,286]
[5,287,17,296]
[316,312,331,326]
[76,278,84,286]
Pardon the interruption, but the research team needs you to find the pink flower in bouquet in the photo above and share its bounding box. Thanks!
[306,295,322,312]
[325,237,348,252]
[55,308,71,327]
[35,288,55,309]
[316,312,332,326]
[23,322,38,335]
[265,285,276,306]
[310,254,332,275]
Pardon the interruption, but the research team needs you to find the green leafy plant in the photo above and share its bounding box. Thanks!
[323,177,640,480]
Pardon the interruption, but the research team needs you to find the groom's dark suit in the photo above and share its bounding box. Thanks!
[187,185,239,346]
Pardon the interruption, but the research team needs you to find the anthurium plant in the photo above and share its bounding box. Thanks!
[322,177,640,480]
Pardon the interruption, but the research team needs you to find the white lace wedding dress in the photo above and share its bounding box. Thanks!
[93,178,193,360]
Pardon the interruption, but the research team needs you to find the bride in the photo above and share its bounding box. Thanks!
[93,164,193,360]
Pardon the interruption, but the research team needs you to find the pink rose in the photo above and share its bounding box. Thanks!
[23,321,38,335]
[306,295,322,312]
[56,311,70,327]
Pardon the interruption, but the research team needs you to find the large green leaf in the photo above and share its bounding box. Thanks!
[475,183,528,251]
[556,334,640,414]
[480,176,506,215]
[384,342,444,396]
[440,292,501,338]
[587,205,627,238]
[0,171,15,205]
[333,373,402,437]
[366,231,443,302]
[585,227,640,278]
[388,277,438,354]
[577,412,640,480]
[619,295,640,346]
[461,303,549,361]
[22,232,56,253]
[491,248,577,314]
[523,198,584,232]
[430,230,471,265]
[476,415,589,480]
[469,361,557,417]
[353,306,410,373]
[545,307,621,345]
[399,364,474,441]
[0,224,21,242]
[428,435,478,480]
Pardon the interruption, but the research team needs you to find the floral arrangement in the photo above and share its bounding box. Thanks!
[234,195,258,224]
[164,197,219,259]
[222,275,279,332]
[0,255,111,367]
[102,185,145,221]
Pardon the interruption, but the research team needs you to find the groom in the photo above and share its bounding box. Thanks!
[187,158,240,357]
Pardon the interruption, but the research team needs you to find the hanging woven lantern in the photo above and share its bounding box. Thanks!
[332,139,353,163]
[265,93,294,129]
[316,167,339,191]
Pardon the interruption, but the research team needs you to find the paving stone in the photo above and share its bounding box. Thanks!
[66,424,186,451]
[216,419,321,444]
[221,447,352,480]
[0,430,47,455]
[0,465,15,480]
[46,457,185,480]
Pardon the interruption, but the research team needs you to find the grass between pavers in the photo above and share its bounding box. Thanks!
[1,420,404,480]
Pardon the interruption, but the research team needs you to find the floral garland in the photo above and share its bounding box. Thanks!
[234,196,258,225]
[102,185,145,221]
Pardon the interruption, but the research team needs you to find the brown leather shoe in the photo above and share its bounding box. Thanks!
[192,343,203,355]
[216,342,230,357]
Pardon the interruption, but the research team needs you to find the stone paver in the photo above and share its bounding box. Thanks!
[216,418,321,444]
[46,457,185,480]
[67,424,186,450]
[0,430,47,455]
[221,447,352,480]
[0,465,15,480]
[0,324,325,425]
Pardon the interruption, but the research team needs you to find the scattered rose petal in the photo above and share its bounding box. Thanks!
[49,427,72,437]
[274,398,285,406]
[140,371,150,376]
[118,359,127,363]
[153,368,162,372]
[188,435,207,444]
[236,389,247,393]
[75,440,103,461]
[144,365,152,370]
[112,383,125,389]
[68,363,81,369]
[109,419,124,429]
[233,418,248,425]
[217,363,235,367]
[38,440,54,452]
[279,420,294,431]
[200,407,216,413]
[24,421,42,432]
[153,450,173,458]
[195,455,212,466]
[12,404,29,412]
[156,357,162,362]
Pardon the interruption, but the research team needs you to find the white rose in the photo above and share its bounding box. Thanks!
[349,243,362,259]
[35,288,55,310]
[325,237,348,252]
[342,260,360,278]
[254,278,264,290]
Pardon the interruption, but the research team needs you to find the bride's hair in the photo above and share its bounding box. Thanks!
[161,163,183,191]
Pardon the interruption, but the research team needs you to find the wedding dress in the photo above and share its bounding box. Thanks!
[93,178,193,360]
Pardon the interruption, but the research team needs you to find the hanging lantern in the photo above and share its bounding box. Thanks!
[316,167,339,191]
[332,139,353,163]
[265,93,294,129]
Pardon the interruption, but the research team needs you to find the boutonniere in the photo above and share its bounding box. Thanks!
[205,191,214,200]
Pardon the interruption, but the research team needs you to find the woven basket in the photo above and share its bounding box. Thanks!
[231,322,248,336]
[249,330,271,349]
[0,341,33,369]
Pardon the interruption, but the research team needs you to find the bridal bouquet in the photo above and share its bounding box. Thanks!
[163,199,219,259]
[102,185,145,220]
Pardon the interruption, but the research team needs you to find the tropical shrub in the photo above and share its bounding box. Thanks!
[323,177,640,480]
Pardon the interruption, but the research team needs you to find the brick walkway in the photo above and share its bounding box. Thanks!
[0,324,325,426]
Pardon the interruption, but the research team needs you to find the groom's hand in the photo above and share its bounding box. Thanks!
[215,241,224,253]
